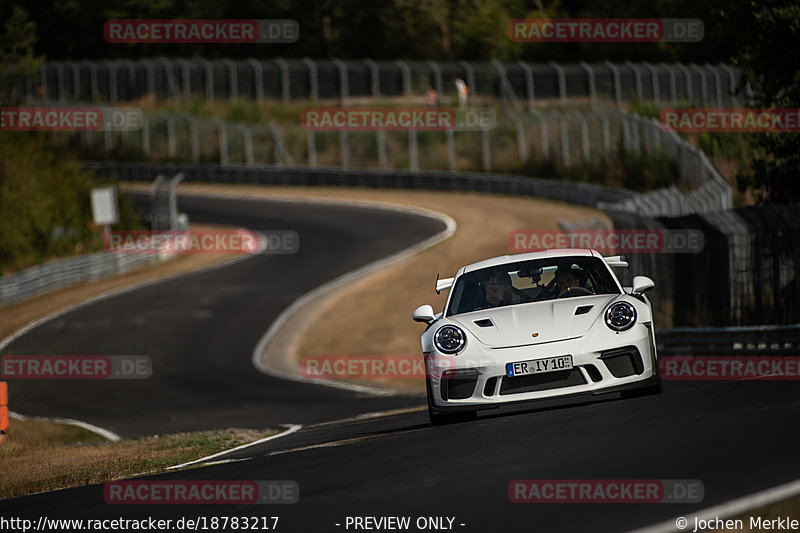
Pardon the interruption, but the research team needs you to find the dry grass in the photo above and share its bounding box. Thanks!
[0,418,276,499]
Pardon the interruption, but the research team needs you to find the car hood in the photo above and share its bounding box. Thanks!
[451,294,618,348]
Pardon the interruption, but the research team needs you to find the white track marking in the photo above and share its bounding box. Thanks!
[167,424,302,470]
[243,196,456,396]
[626,477,800,533]
[10,411,121,442]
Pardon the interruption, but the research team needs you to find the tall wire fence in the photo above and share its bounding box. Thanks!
[62,105,729,215]
[35,59,748,109]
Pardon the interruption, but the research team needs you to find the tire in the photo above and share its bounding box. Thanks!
[426,377,477,425]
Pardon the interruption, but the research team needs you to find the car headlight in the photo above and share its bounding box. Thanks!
[605,302,637,332]
[434,325,466,354]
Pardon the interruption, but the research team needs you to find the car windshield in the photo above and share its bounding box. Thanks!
[446,257,620,316]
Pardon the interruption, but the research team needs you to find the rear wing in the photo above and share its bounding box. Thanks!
[603,254,629,268]
[435,274,454,294]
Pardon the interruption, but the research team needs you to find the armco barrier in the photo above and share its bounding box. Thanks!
[0,249,167,307]
[84,162,639,207]
[657,324,800,357]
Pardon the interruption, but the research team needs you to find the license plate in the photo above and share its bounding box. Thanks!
[506,355,573,377]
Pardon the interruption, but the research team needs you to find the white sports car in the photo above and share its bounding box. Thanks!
[412,249,660,425]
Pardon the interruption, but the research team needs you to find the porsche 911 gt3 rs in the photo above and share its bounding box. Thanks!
[412,249,660,425]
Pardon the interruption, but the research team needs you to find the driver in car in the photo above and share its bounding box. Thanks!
[483,271,516,308]
[554,267,593,297]
[555,268,581,292]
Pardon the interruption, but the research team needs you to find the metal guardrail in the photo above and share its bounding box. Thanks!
[657,324,800,356]
[84,162,638,207]
[0,250,167,307]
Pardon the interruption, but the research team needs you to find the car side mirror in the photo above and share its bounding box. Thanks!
[412,305,436,324]
[631,276,655,295]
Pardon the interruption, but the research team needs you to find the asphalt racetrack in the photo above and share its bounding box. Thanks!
[2,193,800,532]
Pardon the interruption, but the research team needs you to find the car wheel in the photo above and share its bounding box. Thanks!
[426,377,477,425]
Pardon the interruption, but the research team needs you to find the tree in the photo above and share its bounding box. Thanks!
[0,7,43,104]
[732,2,800,203]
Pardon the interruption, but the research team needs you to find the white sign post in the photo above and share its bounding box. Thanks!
[91,186,119,240]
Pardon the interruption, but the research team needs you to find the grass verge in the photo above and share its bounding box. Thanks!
[0,418,276,499]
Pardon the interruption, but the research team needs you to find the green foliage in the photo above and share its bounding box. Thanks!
[0,133,142,273]
[0,0,754,63]
[730,1,800,204]
[0,7,44,104]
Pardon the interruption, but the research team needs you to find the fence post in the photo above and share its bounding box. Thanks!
[426,60,443,99]
[625,61,643,102]
[579,61,597,110]
[661,63,678,108]
[306,130,317,167]
[574,111,590,162]
[509,112,528,163]
[517,61,535,110]
[143,59,156,97]
[160,58,180,99]
[604,61,623,108]
[302,58,319,104]
[247,59,264,103]
[377,130,388,169]
[643,62,661,106]
[395,60,412,102]
[594,110,611,158]
[675,64,693,104]
[395,60,418,171]
[557,112,570,167]
[458,61,476,99]
[363,59,381,98]
[188,115,200,162]
[223,59,239,100]
[177,58,192,101]
[241,125,254,166]
[218,121,229,165]
[332,58,350,168]
[168,173,185,230]
[40,64,50,100]
[690,64,709,106]
[706,63,723,108]
[203,60,214,102]
[332,58,349,106]
[57,62,66,102]
[166,113,177,159]
[719,64,739,106]
[548,61,567,107]
[141,114,151,158]
[492,59,522,113]
[530,109,549,158]
[274,58,290,103]
[67,61,81,100]
[150,174,165,231]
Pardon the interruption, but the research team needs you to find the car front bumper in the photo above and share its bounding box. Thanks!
[426,323,658,411]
